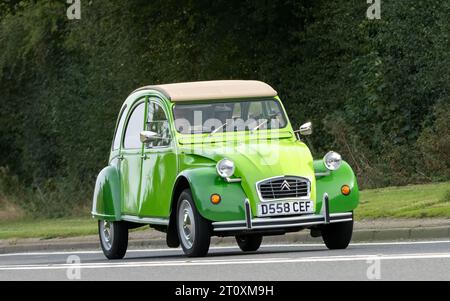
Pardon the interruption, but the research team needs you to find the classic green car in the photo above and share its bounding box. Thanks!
[92,80,359,259]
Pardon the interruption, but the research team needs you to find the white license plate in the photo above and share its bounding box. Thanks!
[257,200,314,217]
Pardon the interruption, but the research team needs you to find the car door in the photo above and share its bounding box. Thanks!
[138,98,178,218]
[120,99,146,215]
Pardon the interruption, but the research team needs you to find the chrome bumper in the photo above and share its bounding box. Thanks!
[212,193,353,232]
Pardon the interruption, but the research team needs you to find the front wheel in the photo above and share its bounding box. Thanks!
[98,220,129,260]
[321,220,353,250]
[235,234,263,252]
[176,189,211,257]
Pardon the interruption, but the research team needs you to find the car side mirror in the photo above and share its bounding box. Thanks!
[299,122,312,136]
[140,130,160,144]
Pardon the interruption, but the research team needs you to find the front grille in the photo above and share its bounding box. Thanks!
[257,176,310,201]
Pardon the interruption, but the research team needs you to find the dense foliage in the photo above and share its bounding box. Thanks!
[0,0,449,217]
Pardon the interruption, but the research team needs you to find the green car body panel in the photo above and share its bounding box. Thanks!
[92,164,122,221]
[314,160,359,213]
[92,81,359,233]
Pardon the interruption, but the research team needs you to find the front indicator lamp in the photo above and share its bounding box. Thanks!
[210,194,222,205]
[341,185,351,196]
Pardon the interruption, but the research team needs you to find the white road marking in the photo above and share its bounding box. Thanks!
[0,252,450,271]
[1,240,449,257]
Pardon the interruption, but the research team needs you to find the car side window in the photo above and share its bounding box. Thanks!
[112,106,127,150]
[146,102,170,148]
[123,102,145,149]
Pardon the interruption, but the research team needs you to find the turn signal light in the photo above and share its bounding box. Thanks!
[341,185,351,196]
[210,194,222,204]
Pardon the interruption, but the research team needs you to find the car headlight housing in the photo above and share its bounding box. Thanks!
[323,151,342,171]
[216,159,235,178]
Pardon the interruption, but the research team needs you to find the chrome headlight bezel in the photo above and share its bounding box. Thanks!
[323,151,342,171]
[216,159,235,178]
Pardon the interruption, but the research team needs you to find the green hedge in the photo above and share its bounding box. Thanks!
[0,0,449,217]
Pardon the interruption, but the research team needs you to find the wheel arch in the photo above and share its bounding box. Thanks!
[166,175,192,248]
[314,160,359,213]
[92,165,122,221]
[170,175,192,213]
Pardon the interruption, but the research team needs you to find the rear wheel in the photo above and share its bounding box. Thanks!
[322,220,353,250]
[235,234,263,252]
[98,220,128,260]
[176,189,211,257]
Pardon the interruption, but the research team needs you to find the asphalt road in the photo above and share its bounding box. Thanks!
[0,240,449,281]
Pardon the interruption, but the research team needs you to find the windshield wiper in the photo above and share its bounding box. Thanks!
[251,120,268,133]
[209,122,228,137]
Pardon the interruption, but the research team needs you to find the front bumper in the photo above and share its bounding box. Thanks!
[212,194,353,233]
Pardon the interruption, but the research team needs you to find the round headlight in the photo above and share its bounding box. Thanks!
[216,159,235,178]
[323,151,342,171]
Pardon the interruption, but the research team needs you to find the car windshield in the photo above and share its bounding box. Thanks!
[173,99,288,134]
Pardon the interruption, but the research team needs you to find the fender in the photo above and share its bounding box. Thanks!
[91,165,122,221]
[174,167,247,222]
[314,160,359,214]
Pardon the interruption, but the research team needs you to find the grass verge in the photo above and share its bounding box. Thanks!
[0,217,97,240]
[0,182,449,240]
[356,181,450,219]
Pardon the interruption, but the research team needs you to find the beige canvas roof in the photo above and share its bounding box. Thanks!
[134,80,277,102]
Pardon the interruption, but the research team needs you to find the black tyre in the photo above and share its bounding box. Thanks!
[235,234,263,252]
[176,189,211,257]
[322,220,353,250]
[98,220,129,260]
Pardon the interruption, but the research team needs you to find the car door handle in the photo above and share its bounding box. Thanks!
[118,155,124,161]
[141,154,148,160]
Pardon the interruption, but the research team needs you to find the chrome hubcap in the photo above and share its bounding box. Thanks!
[100,220,113,250]
[178,200,195,249]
